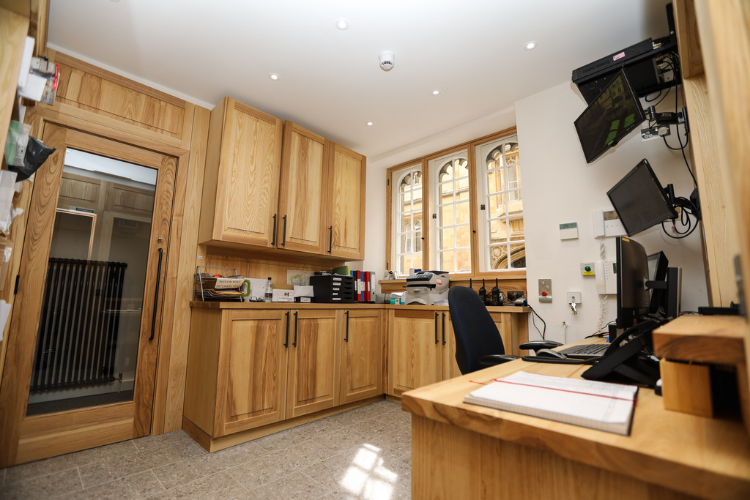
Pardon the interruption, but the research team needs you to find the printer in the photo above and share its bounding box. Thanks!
[402,271,450,305]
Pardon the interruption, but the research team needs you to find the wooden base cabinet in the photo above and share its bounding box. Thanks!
[340,309,384,404]
[387,310,442,397]
[441,312,462,381]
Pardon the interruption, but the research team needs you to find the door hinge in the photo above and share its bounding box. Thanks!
[14,275,19,294]
[387,178,390,186]
[480,204,486,211]
[432,213,437,219]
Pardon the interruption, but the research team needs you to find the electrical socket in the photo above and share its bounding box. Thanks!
[538,279,552,303]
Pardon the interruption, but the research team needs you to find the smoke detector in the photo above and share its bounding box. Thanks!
[379,51,395,71]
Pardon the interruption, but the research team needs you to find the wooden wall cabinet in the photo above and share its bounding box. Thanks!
[277,123,329,254]
[199,97,284,247]
[340,309,384,404]
[326,143,366,260]
[286,309,340,418]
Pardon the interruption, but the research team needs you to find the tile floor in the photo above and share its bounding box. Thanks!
[0,399,411,500]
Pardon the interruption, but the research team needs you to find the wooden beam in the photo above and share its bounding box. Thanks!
[673,0,704,78]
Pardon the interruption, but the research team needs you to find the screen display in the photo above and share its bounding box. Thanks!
[607,159,677,236]
[574,69,646,163]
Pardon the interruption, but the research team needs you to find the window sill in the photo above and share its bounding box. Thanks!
[379,270,526,285]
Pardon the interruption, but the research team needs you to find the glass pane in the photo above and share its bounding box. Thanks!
[413,171,422,186]
[400,233,414,253]
[412,187,423,211]
[440,227,455,250]
[439,162,453,181]
[457,249,471,273]
[414,215,422,231]
[490,218,508,243]
[400,194,411,213]
[399,254,412,276]
[440,182,454,204]
[412,252,423,270]
[505,142,519,164]
[510,242,526,268]
[455,158,469,178]
[456,225,471,248]
[456,177,469,192]
[415,230,422,252]
[509,217,525,241]
[456,188,470,201]
[488,193,505,218]
[399,173,411,191]
[400,213,412,233]
[487,169,505,194]
[440,205,454,226]
[507,190,523,215]
[28,149,157,416]
[455,201,470,224]
[507,164,521,190]
[490,245,509,270]
[440,250,455,272]
[486,147,504,169]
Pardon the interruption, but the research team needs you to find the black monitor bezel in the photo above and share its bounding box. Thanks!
[615,236,651,329]
[607,158,678,236]
[647,251,669,314]
[574,69,647,164]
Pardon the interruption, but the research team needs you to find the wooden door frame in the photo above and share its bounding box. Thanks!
[0,114,189,467]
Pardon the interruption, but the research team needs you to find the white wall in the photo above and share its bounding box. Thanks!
[356,107,518,292]
[516,82,707,343]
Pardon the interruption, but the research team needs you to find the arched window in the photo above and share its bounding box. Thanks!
[393,166,423,276]
[431,153,471,273]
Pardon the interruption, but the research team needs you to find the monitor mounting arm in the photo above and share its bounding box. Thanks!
[643,106,689,138]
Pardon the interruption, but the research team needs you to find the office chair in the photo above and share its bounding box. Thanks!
[448,286,562,374]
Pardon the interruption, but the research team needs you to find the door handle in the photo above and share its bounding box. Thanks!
[284,311,290,348]
[293,311,298,347]
[282,215,287,246]
[345,311,349,342]
[150,248,163,341]
[434,312,439,344]
[442,312,446,345]
[328,226,333,254]
[272,214,277,246]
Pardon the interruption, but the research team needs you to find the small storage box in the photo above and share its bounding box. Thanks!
[310,274,355,303]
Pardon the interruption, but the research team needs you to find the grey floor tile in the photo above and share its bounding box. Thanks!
[252,425,312,453]
[244,471,330,500]
[0,467,83,500]
[272,439,332,471]
[66,470,165,500]
[151,456,224,491]
[226,453,299,491]
[166,471,248,499]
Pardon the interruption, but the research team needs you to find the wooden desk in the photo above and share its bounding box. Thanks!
[402,339,750,500]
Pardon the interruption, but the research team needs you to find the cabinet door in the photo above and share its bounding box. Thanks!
[205,97,283,247]
[489,311,513,355]
[287,309,340,418]
[340,309,383,404]
[442,312,462,380]
[388,310,442,397]
[216,310,289,436]
[277,122,328,253]
[325,143,366,260]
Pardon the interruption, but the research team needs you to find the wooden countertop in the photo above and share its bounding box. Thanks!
[190,301,529,313]
[402,338,750,499]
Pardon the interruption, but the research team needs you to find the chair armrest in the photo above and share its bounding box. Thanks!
[478,354,520,366]
[520,340,563,351]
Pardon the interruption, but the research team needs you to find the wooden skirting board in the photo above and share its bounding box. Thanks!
[183,395,386,453]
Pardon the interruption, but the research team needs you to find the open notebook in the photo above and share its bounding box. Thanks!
[464,371,638,436]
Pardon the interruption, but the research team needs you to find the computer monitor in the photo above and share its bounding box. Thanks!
[607,159,678,236]
[615,236,651,329]
[574,69,646,163]
[647,251,669,314]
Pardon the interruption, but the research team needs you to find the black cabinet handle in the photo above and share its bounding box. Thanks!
[293,311,298,347]
[150,248,163,341]
[442,312,446,345]
[272,214,277,246]
[282,215,287,246]
[284,311,290,348]
[328,226,333,253]
[434,312,439,344]
[345,311,349,342]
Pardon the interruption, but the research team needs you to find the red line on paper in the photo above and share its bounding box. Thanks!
[492,379,633,402]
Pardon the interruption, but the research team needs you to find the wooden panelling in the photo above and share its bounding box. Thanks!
[216,309,288,436]
[0,7,29,158]
[277,122,328,253]
[387,309,442,397]
[183,308,222,434]
[106,183,156,217]
[58,172,101,207]
[54,53,186,140]
[340,309,383,403]
[673,0,704,78]
[326,143,366,260]
[660,359,713,418]
[286,309,339,418]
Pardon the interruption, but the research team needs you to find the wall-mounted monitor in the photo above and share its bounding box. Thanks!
[574,69,646,163]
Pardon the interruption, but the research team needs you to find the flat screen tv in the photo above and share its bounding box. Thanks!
[574,69,646,163]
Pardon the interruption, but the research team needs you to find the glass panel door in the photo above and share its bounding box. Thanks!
[27,149,158,416]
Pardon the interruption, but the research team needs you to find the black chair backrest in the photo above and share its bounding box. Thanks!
[448,286,506,374]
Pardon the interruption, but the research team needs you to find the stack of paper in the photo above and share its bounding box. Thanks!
[464,371,638,435]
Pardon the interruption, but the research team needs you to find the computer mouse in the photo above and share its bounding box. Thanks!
[535,349,567,359]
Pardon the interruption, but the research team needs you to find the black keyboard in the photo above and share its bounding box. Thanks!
[559,343,610,359]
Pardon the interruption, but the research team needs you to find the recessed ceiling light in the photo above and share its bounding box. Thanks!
[367,121,373,126]
[432,90,440,95]
[336,18,349,30]
[525,41,537,51]
[269,73,279,81]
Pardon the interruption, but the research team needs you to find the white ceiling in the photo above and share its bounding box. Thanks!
[48,0,672,159]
